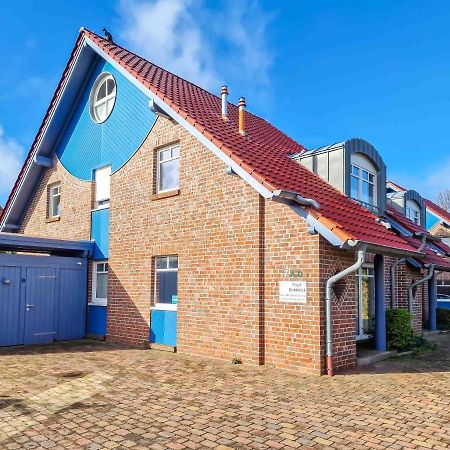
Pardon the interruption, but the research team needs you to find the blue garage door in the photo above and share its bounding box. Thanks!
[0,254,87,347]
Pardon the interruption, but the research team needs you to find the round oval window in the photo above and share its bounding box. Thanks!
[90,73,116,123]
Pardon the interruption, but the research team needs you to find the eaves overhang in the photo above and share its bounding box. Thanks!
[0,232,94,257]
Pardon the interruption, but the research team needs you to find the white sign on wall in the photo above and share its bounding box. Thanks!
[279,281,307,304]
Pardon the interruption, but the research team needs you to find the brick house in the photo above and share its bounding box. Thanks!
[1,29,450,375]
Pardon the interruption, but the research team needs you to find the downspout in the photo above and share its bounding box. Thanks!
[408,264,435,320]
[390,234,427,308]
[326,248,366,377]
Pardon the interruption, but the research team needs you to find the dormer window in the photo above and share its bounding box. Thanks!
[293,139,386,214]
[350,153,377,208]
[406,200,420,225]
[351,164,376,205]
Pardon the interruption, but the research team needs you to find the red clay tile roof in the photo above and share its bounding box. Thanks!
[1,29,418,254]
[425,199,450,224]
[386,206,431,236]
[386,206,450,268]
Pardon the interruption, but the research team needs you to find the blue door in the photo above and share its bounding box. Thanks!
[0,254,88,347]
[0,266,24,346]
[24,267,57,345]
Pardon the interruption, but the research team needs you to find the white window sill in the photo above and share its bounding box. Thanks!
[151,304,177,311]
[89,299,107,307]
[91,204,110,212]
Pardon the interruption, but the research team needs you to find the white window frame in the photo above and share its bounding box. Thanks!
[406,200,421,225]
[90,73,116,123]
[355,265,375,340]
[91,260,108,307]
[157,145,180,193]
[152,255,178,311]
[94,165,111,210]
[49,183,61,218]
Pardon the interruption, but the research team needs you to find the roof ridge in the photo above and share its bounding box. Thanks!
[82,29,307,156]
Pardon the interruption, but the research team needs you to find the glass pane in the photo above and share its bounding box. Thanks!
[351,165,359,176]
[160,149,171,162]
[362,170,369,181]
[368,173,374,183]
[171,146,180,158]
[156,257,167,270]
[95,103,106,121]
[156,271,178,304]
[106,98,115,115]
[96,272,108,299]
[169,255,178,269]
[52,194,61,217]
[351,176,359,199]
[362,181,374,204]
[107,78,115,95]
[97,81,107,101]
[361,276,375,335]
[159,159,180,191]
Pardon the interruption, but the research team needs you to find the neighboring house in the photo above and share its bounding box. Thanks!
[1,28,450,375]
[386,181,450,300]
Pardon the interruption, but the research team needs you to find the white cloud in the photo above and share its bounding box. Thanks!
[0,126,24,206]
[116,0,274,97]
[389,157,450,202]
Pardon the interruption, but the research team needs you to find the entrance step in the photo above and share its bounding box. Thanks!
[357,350,397,367]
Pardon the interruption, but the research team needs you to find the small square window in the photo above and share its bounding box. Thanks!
[49,183,61,218]
[91,260,108,306]
[157,145,180,193]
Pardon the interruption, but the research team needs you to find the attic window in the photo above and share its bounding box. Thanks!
[406,200,421,225]
[90,73,116,123]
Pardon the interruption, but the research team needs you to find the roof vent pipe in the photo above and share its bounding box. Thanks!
[238,97,246,136]
[221,85,228,120]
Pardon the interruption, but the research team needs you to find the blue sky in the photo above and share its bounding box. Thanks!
[1,0,449,206]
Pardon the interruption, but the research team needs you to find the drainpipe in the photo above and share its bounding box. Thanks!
[390,234,427,308]
[408,264,435,321]
[325,248,366,377]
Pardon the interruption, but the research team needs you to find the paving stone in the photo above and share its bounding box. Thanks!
[0,337,450,449]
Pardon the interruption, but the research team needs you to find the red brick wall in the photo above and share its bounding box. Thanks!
[384,256,426,333]
[262,200,323,373]
[19,157,92,240]
[321,243,357,372]
[106,116,364,374]
[108,117,262,361]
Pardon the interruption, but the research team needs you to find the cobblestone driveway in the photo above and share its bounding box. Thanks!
[1,334,450,450]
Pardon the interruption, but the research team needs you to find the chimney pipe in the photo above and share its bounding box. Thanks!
[238,97,246,136]
[221,85,228,120]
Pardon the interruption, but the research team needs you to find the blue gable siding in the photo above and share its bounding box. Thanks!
[91,208,109,260]
[56,59,156,180]
[426,210,440,230]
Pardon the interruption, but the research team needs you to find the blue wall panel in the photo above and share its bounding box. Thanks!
[56,59,156,180]
[150,310,177,346]
[87,305,107,336]
[426,211,439,230]
[91,208,110,260]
